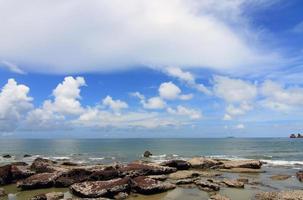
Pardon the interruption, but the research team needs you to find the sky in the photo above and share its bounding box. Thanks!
[0,0,303,138]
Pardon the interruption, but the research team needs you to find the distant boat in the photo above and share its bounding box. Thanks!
[290,133,303,138]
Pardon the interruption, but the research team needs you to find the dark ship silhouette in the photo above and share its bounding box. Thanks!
[290,133,303,138]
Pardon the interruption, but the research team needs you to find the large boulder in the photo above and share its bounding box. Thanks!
[30,158,58,173]
[296,171,303,182]
[17,172,60,190]
[54,168,93,187]
[255,190,303,200]
[0,164,12,185]
[143,151,152,158]
[131,176,175,194]
[188,157,222,169]
[118,163,176,177]
[11,165,35,181]
[160,160,191,170]
[0,188,6,197]
[221,160,262,169]
[195,180,220,192]
[70,177,131,198]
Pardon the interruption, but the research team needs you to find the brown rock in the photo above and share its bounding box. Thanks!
[147,175,168,181]
[255,190,303,200]
[168,170,220,180]
[160,160,191,170]
[210,194,230,200]
[54,168,93,187]
[131,176,176,194]
[118,163,176,177]
[17,172,60,190]
[296,171,303,182]
[114,192,129,199]
[219,168,265,173]
[0,188,6,197]
[188,157,222,169]
[222,179,244,188]
[195,180,220,192]
[237,178,249,183]
[0,164,12,185]
[89,168,120,181]
[11,165,35,181]
[30,158,58,173]
[31,194,47,200]
[172,178,197,185]
[70,177,131,198]
[45,192,64,200]
[222,160,262,169]
[270,174,291,181]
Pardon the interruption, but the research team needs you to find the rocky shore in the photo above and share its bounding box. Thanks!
[0,156,302,200]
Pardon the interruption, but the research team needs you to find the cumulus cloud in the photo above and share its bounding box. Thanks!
[167,106,202,119]
[164,67,211,95]
[159,82,193,100]
[0,79,33,131]
[0,0,283,74]
[102,96,128,114]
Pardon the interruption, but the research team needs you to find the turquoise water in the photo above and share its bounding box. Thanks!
[0,138,303,167]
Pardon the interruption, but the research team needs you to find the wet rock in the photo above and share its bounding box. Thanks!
[54,168,93,187]
[296,171,303,182]
[160,160,191,170]
[11,162,28,166]
[17,172,60,190]
[270,174,291,181]
[118,163,176,177]
[222,179,244,188]
[31,194,47,200]
[30,158,58,173]
[114,192,129,199]
[3,154,12,158]
[188,157,222,169]
[222,160,262,169]
[0,188,6,197]
[131,176,176,195]
[45,192,64,200]
[70,177,131,198]
[210,194,230,200]
[24,154,32,158]
[143,151,152,158]
[168,170,220,180]
[90,168,120,181]
[236,178,249,184]
[255,190,303,200]
[147,175,167,181]
[172,178,197,185]
[219,168,265,173]
[11,165,35,181]
[195,180,220,192]
[61,162,79,166]
[0,164,12,185]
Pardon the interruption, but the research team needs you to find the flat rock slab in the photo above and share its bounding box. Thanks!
[17,172,60,190]
[70,177,131,198]
[222,160,262,169]
[11,165,35,181]
[168,170,220,180]
[188,157,222,169]
[160,160,191,170]
[219,168,265,173]
[118,163,176,177]
[31,192,64,200]
[131,176,176,195]
[270,174,291,181]
[195,180,220,192]
[255,190,303,200]
[222,179,245,188]
[210,194,231,200]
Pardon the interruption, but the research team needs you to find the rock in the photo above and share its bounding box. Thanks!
[24,154,32,158]
[0,164,12,185]
[160,160,191,170]
[131,176,176,194]
[114,192,129,199]
[222,179,244,188]
[195,180,220,192]
[17,172,60,190]
[236,178,249,183]
[255,190,303,200]
[45,192,64,200]
[31,194,47,200]
[188,157,222,169]
[210,194,230,200]
[270,174,291,181]
[54,168,93,187]
[90,168,120,181]
[3,154,12,158]
[219,168,265,173]
[11,165,35,181]
[30,158,58,173]
[61,162,79,166]
[222,160,262,169]
[147,175,167,181]
[143,151,152,158]
[296,171,303,182]
[70,177,131,198]
[168,170,220,180]
[0,188,6,197]
[11,162,28,166]
[118,163,176,177]
[172,178,196,185]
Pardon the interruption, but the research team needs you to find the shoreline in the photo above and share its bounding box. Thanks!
[0,155,302,200]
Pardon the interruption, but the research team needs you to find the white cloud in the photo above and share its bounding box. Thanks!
[0,0,283,74]
[102,95,128,113]
[143,97,166,110]
[1,60,25,74]
[0,79,33,131]
[167,105,202,119]
[159,82,181,100]
[164,67,211,95]
[235,124,245,129]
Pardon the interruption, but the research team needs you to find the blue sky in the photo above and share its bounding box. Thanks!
[0,0,303,138]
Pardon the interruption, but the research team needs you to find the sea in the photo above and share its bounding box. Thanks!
[1,138,303,169]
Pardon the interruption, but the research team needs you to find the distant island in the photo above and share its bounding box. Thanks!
[290,133,303,138]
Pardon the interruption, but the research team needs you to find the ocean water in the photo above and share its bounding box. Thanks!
[0,138,303,168]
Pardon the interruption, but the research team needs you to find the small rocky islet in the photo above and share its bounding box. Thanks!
[0,154,303,200]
